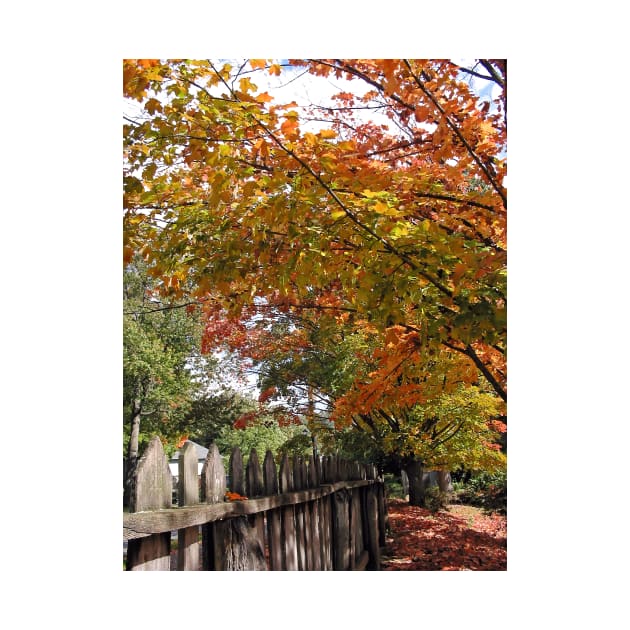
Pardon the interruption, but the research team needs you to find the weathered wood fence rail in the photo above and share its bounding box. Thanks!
[123,437,387,571]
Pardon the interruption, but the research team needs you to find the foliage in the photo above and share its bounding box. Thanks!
[375,382,507,473]
[214,415,308,463]
[123,58,507,407]
[383,473,406,500]
[453,470,507,514]
[276,432,314,458]
[123,258,213,457]
[201,294,506,475]
[423,486,453,513]
[184,389,259,447]
[123,59,508,473]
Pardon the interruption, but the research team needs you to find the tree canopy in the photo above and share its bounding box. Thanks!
[123,59,507,484]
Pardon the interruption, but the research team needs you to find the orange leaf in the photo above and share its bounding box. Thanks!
[225,491,248,501]
[281,117,299,140]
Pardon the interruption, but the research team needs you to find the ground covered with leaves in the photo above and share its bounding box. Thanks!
[382,499,507,571]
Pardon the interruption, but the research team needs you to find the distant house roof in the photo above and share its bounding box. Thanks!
[169,440,209,462]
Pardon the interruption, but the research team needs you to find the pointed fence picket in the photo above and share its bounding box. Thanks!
[124,438,386,571]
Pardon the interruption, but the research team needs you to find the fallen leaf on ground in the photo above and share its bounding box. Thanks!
[381,499,506,571]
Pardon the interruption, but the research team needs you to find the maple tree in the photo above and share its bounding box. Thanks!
[200,298,505,506]
[123,59,507,503]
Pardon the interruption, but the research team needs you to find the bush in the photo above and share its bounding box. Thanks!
[454,470,506,514]
[423,486,452,513]
[383,473,406,499]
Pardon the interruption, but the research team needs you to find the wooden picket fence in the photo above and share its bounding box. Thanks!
[123,436,387,571]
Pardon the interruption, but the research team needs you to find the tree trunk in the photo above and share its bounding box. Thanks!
[400,469,409,498]
[437,470,453,493]
[124,399,142,508]
[404,459,425,507]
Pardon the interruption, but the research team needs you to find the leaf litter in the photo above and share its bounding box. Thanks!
[382,499,506,570]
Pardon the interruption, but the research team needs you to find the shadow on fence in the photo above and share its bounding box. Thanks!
[123,437,387,571]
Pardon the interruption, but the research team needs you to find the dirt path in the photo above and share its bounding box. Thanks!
[381,499,507,570]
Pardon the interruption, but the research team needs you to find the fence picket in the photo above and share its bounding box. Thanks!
[177,441,201,570]
[307,455,322,570]
[230,447,245,496]
[246,448,266,566]
[293,456,307,570]
[246,448,264,497]
[280,454,298,570]
[222,447,266,570]
[126,437,172,570]
[263,450,282,570]
[332,487,350,570]
[365,484,381,570]
[201,443,226,570]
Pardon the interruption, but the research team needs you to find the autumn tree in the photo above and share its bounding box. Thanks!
[123,257,215,506]
[123,59,507,503]
[202,299,505,505]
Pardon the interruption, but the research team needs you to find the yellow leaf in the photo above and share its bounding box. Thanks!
[373,201,402,216]
[337,140,356,152]
[319,129,337,139]
[304,132,317,147]
[249,59,267,69]
[239,77,257,93]
[391,223,409,238]
[331,209,346,220]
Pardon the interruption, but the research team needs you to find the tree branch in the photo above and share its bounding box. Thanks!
[443,341,507,403]
[413,191,503,214]
[208,61,455,300]
[402,60,507,208]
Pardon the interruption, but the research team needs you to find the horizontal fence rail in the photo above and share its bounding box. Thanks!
[123,437,387,571]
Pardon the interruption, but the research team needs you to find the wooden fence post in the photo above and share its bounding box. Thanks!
[330,455,351,570]
[293,456,307,570]
[177,441,201,570]
[280,454,298,570]
[323,455,335,571]
[246,448,266,565]
[377,475,387,548]
[264,450,282,570]
[126,437,172,570]
[230,446,244,495]
[201,443,226,570]
[365,465,382,570]
[220,447,266,570]
[349,482,364,569]
[308,455,322,570]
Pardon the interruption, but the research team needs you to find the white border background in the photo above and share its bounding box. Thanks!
[3,1,629,627]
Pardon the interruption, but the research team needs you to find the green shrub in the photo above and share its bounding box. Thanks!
[423,486,452,513]
[383,473,406,499]
[454,470,506,514]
